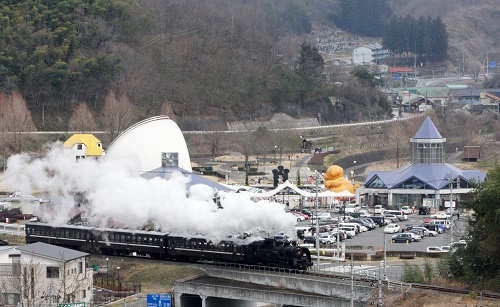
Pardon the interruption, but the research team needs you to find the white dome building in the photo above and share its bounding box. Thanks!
[105,116,192,174]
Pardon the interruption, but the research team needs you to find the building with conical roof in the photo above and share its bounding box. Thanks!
[357,117,486,212]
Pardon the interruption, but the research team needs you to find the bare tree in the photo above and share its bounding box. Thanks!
[0,256,45,307]
[67,103,97,132]
[54,258,92,304]
[0,92,37,153]
[100,91,136,141]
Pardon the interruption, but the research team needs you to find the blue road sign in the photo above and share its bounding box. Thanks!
[394,73,401,81]
[146,294,171,307]
[489,61,496,68]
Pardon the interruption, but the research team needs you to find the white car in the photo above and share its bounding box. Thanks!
[384,223,401,234]
[337,227,356,238]
[427,246,448,253]
[430,212,450,219]
[319,234,336,244]
[403,232,422,241]
[290,212,305,222]
[345,204,361,214]
[401,206,413,215]
[374,205,384,214]
[412,227,438,237]
[383,214,398,223]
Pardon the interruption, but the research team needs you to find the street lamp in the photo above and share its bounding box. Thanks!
[106,258,109,285]
[353,161,356,181]
[274,146,277,164]
[350,170,355,184]
[117,266,121,297]
[314,171,320,270]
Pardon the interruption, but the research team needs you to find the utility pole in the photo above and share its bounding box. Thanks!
[449,174,454,246]
[350,254,354,307]
[314,171,320,270]
[378,261,383,306]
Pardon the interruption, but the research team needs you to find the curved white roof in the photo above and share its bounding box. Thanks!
[105,116,192,173]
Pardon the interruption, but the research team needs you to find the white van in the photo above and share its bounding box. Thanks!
[431,219,450,229]
[339,222,363,233]
[338,226,356,237]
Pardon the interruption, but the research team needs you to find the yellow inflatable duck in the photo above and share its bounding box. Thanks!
[323,165,359,193]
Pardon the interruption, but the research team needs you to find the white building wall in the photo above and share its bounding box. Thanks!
[353,46,372,65]
[105,116,192,173]
[0,252,92,306]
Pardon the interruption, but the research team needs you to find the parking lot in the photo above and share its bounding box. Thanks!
[293,208,468,253]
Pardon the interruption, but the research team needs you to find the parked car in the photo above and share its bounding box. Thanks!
[303,236,317,245]
[418,206,429,215]
[412,227,437,237]
[289,212,305,222]
[429,212,451,219]
[426,246,447,253]
[409,228,425,238]
[422,223,445,234]
[383,213,398,223]
[345,204,361,214]
[367,216,387,227]
[333,205,345,214]
[401,206,413,215]
[374,205,384,214]
[401,224,413,232]
[384,210,407,221]
[391,233,413,243]
[291,208,312,218]
[29,216,39,222]
[349,218,375,230]
[337,227,356,238]
[430,219,450,229]
[402,231,422,241]
[384,223,401,234]
[319,234,336,244]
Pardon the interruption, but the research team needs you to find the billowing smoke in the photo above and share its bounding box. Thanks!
[0,143,296,241]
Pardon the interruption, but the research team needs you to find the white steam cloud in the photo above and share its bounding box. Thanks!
[0,143,297,241]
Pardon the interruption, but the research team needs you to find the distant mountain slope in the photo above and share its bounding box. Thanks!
[388,0,499,71]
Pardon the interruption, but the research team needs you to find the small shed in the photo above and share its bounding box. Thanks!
[462,146,480,162]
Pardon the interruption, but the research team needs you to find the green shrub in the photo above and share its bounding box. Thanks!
[401,262,424,283]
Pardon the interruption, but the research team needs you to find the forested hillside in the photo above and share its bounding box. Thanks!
[0,0,497,137]
[0,0,394,134]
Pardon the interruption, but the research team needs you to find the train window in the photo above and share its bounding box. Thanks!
[69,231,74,238]
[121,235,126,243]
[65,231,69,238]
[50,229,55,237]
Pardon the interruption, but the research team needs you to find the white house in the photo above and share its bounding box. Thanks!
[352,44,389,65]
[0,242,93,306]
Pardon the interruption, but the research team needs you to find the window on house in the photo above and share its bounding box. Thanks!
[81,290,86,299]
[4,293,21,305]
[47,267,59,278]
[77,144,83,150]
[78,262,83,274]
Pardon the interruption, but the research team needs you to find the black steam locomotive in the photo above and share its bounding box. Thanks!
[25,223,312,270]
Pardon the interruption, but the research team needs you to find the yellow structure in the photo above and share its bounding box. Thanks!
[64,134,104,160]
[323,165,359,193]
